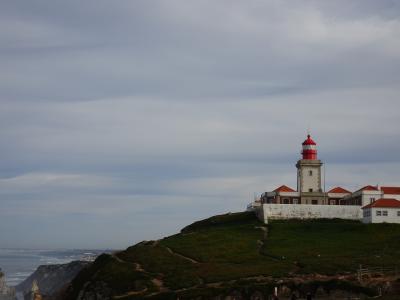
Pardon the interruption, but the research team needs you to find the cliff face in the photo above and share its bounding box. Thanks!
[0,270,16,300]
[16,261,90,299]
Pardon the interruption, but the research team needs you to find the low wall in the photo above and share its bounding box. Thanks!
[260,204,362,224]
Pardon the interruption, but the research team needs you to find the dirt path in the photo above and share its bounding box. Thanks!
[111,252,125,263]
[111,253,145,272]
[111,251,170,295]
[164,246,199,264]
[113,288,148,299]
[151,278,169,292]
[255,225,268,239]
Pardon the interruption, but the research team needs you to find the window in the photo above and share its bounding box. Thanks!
[293,199,298,204]
[283,198,289,204]
[312,200,318,205]
[309,170,313,176]
[398,211,400,217]
[370,198,375,204]
[309,188,313,192]
[382,211,388,216]
[330,200,336,205]
[376,211,382,216]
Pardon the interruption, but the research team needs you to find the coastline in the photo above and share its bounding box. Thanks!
[0,249,108,286]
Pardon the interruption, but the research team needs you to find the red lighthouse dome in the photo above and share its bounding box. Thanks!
[302,134,317,160]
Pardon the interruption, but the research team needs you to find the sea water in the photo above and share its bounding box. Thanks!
[0,248,107,286]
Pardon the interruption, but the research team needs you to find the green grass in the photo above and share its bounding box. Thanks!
[93,255,154,293]
[263,219,400,274]
[114,213,400,288]
[64,254,156,299]
[159,212,294,283]
[118,243,200,289]
[163,213,264,263]
[65,212,400,299]
[117,212,294,288]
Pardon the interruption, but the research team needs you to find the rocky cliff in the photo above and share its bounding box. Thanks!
[16,261,90,299]
[0,269,16,300]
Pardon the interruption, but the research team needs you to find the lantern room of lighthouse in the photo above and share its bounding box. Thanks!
[296,134,323,197]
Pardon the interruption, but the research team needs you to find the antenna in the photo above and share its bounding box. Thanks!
[324,161,327,204]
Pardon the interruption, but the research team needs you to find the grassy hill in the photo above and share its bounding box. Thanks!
[64,212,400,299]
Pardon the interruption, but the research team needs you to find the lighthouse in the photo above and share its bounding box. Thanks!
[253,132,400,223]
[296,134,324,204]
[301,134,317,160]
[258,133,344,207]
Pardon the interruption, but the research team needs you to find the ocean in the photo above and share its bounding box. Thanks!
[0,248,108,287]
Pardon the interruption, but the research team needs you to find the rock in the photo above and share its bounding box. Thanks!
[249,291,264,300]
[76,281,112,300]
[23,280,42,300]
[0,269,16,300]
[16,261,90,298]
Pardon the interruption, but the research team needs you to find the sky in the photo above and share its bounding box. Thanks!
[1,0,400,249]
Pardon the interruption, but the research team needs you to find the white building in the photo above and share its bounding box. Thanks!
[260,134,356,206]
[341,185,383,207]
[251,133,400,224]
[341,186,400,206]
[261,134,328,205]
[327,187,351,205]
[261,185,300,204]
[362,198,400,224]
[381,187,400,201]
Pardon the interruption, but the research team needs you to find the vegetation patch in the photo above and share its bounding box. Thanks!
[65,212,400,299]
[118,243,200,289]
[64,254,155,299]
[263,219,400,274]
[180,211,258,233]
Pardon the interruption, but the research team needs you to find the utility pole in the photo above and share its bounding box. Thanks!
[324,162,327,204]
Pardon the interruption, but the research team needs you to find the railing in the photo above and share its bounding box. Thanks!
[357,265,399,282]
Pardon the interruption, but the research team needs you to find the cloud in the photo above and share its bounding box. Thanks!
[0,0,399,248]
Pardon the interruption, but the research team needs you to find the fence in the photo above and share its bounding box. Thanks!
[357,265,399,282]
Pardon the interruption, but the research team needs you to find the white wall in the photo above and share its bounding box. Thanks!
[361,191,383,206]
[278,192,301,197]
[362,208,372,224]
[327,192,350,199]
[370,207,400,224]
[260,204,362,224]
[300,165,321,192]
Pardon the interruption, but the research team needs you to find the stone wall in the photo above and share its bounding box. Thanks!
[259,203,362,224]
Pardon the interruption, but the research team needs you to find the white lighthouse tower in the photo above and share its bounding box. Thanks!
[296,134,325,204]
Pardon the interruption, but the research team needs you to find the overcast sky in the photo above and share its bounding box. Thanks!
[1,0,400,249]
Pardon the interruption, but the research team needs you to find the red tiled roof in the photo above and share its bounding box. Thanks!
[381,186,400,195]
[362,198,400,209]
[328,187,351,194]
[273,185,296,193]
[356,185,379,192]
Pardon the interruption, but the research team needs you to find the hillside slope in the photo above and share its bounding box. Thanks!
[63,212,400,299]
